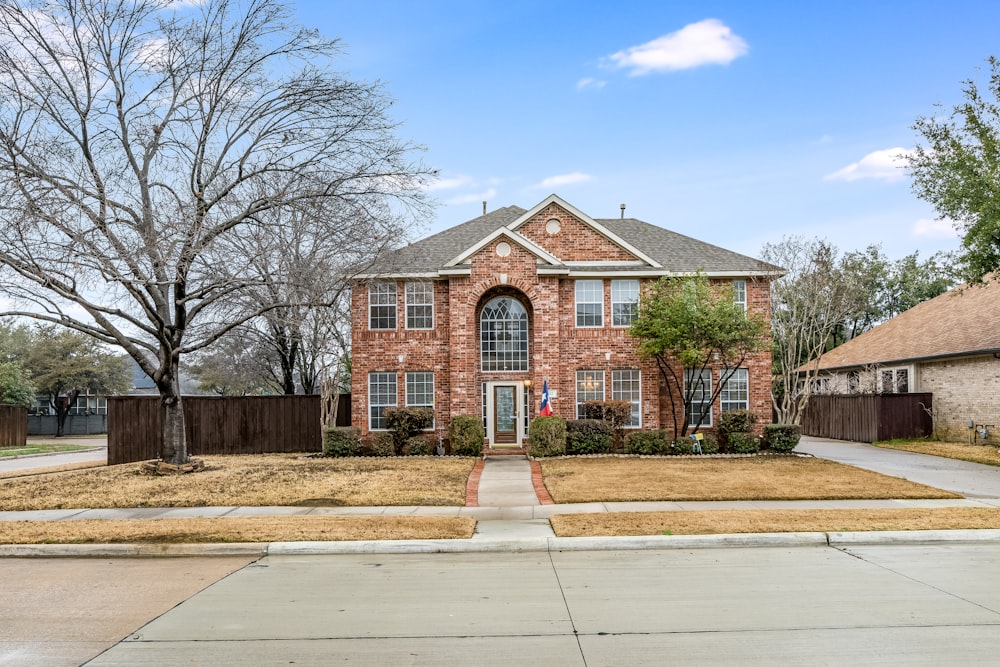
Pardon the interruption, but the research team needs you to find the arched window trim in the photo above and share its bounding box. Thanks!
[480,296,529,372]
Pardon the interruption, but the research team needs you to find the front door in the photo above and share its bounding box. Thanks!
[492,385,518,445]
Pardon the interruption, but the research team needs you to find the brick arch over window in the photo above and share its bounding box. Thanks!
[476,287,534,373]
[467,275,541,308]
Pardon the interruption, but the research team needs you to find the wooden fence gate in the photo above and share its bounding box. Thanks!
[800,393,933,442]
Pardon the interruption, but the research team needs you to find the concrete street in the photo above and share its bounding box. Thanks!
[8,543,987,666]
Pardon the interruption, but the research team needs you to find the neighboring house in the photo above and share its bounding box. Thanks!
[351,194,779,448]
[805,276,1000,441]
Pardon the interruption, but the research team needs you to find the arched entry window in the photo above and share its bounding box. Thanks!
[480,297,528,371]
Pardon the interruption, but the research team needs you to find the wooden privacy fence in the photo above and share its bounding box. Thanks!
[0,405,28,447]
[108,395,322,465]
[800,393,933,443]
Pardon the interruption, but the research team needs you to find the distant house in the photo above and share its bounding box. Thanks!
[350,194,779,449]
[805,276,1000,441]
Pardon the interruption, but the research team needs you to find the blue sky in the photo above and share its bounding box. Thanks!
[296,1,1000,261]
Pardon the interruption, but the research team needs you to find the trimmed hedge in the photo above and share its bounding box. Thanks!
[368,432,396,457]
[323,427,361,457]
[764,424,801,452]
[403,435,432,456]
[624,429,669,455]
[566,419,613,455]
[728,431,760,454]
[529,416,566,457]
[699,434,720,454]
[449,415,485,456]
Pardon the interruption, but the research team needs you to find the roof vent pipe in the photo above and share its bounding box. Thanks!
[483,201,487,216]
[620,203,626,219]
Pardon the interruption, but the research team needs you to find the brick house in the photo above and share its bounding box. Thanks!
[804,276,1000,442]
[351,194,779,449]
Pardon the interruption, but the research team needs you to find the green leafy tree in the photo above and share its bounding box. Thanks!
[23,327,132,436]
[907,56,1000,283]
[0,361,34,406]
[630,273,767,439]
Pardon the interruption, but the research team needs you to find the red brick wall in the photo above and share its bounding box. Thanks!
[517,203,638,262]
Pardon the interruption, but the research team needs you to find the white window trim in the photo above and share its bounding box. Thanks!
[368,372,397,431]
[368,282,397,330]
[720,368,749,413]
[611,279,639,328]
[405,371,435,430]
[732,279,747,313]
[612,368,642,428]
[685,368,713,428]
[575,280,604,328]
[575,370,606,419]
[405,281,434,330]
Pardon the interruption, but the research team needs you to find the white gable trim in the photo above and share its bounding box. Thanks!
[506,194,663,269]
[443,228,564,268]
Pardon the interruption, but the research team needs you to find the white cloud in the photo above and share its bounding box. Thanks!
[533,172,593,189]
[912,218,959,238]
[824,147,913,182]
[605,19,749,76]
[576,77,606,91]
[425,175,474,192]
[445,188,497,206]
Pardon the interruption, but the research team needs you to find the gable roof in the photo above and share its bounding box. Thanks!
[363,194,781,278]
[809,276,1000,371]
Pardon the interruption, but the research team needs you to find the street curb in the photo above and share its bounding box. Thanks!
[3,529,999,558]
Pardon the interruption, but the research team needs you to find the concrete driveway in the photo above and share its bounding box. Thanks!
[0,436,107,475]
[67,544,1000,666]
[797,435,1000,498]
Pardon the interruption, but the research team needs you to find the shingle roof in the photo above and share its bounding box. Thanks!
[370,199,780,277]
[809,276,1000,370]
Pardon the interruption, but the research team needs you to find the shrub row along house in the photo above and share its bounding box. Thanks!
[350,194,780,450]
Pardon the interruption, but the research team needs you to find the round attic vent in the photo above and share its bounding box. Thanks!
[495,241,511,257]
[545,218,561,234]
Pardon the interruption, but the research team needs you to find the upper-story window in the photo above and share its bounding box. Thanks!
[732,279,747,313]
[611,279,639,327]
[481,297,528,372]
[575,280,603,327]
[405,282,433,329]
[369,282,397,330]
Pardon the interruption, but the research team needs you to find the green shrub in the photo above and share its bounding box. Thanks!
[383,407,434,453]
[671,438,695,455]
[368,432,396,457]
[449,415,485,456]
[323,427,361,457]
[624,429,669,455]
[764,424,801,452]
[583,400,633,449]
[717,410,758,451]
[529,416,566,457]
[700,434,719,454]
[403,435,432,456]
[566,419,613,455]
[728,432,760,454]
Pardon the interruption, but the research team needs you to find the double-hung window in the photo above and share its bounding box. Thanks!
[405,371,434,426]
[684,368,713,427]
[611,280,639,327]
[732,279,747,313]
[575,280,603,327]
[405,282,433,329]
[368,372,397,430]
[612,369,641,427]
[369,282,397,330]
[576,370,605,418]
[720,368,748,412]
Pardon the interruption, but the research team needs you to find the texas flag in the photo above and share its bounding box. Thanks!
[539,379,553,416]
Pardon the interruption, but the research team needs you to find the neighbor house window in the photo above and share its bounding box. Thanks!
[684,368,712,427]
[405,371,434,427]
[612,369,641,427]
[720,368,749,412]
[732,279,747,313]
[369,282,397,330]
[481,297,528,371]
[405,282,433,329]
[611,279,639,327]
[576,370,605,418]
[575,280,604,327]
[68,394,108,415]
[368,372,397,430]
[880,367,910,394]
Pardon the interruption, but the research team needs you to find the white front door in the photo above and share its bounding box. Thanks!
[485,382,522,447]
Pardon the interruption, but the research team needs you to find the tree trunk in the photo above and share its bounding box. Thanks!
[159,377,188,465]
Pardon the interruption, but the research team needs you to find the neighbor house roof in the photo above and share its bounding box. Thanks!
[363,195,782,279]
[808,276,1000,371]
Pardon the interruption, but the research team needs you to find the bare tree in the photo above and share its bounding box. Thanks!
[761,237,864,425]
[0,0,433,465]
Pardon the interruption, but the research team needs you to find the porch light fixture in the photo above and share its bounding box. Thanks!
[523,379,532,388]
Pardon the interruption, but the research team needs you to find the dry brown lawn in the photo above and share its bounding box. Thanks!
[0,454,476,511]
[551,507,1000,536]
[2,515,475,544]
[539,456,961,503]
[875,440,1000,467]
